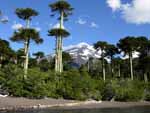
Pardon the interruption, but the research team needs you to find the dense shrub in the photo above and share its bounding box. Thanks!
[22,68,49,98]
[144,83,150,101]
[114,80,145,101]
[0,65,149,101]
[55,69,102,100]
[101,81,115,101]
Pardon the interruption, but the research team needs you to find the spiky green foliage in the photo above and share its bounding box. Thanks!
[94,41,108,51]
[33,51,44,59]
[49,0,73,19]
[94,41,108,81]
[105,44,119,58]
[0,39,15,67]
[10,28,43,44]
[15,8,38,20]
[48,28,70,38]
[117,37,138,54]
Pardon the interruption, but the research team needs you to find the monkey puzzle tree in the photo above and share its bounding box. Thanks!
[49,0,73,73]
[94,41,108,81]
[136,36,149,58]
[0,39,13,67]
[117,37,138,80]
[10,28,43,78]
[14,8,38,76]
[48,28,70,72]
[113,57,122,78]
[136,37,149,82]
[33,51,44,64]
[139,56,150,83]
[105,44,119,77]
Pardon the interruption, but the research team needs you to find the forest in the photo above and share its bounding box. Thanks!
[0,0,150,101]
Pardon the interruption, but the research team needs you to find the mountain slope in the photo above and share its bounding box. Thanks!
[64,42,101,65]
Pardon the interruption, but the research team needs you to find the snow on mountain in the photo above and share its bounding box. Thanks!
[42,42,140,66]
[63,42,140,65]
[63,42,102,65]
[120,51,140,59]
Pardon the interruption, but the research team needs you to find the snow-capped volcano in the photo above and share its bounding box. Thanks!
[42,42,141,66]
[63,42,141,65]
[63,42,102,65]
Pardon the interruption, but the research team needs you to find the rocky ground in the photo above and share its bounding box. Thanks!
[0,96,150,111]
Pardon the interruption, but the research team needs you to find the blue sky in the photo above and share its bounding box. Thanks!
[0,0,150,55]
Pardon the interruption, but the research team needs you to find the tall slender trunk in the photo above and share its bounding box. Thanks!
[56,10,64,73]
[87,59,90,72]
[55,37,59,72]
[129,52,133,80]
[59,36,63,73]
[58,36,61,73]
[118,64,121,78]
[102,51,106,81]
[0,56,3,68]
[23,19,30,78]
[144,73,148,83]
[24,39,30,78]
[111,56,114,78]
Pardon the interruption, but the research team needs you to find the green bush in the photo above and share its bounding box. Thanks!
[22,68,49,98]
[144,83,150,101]
[0,64,148,101]
[101,81,115,101]
[52,69,102,100]
[0,65,24,96]
[114,80,144,101]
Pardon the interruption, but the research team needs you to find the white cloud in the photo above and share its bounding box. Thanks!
[107,0,150,24]
[107,0,121,11]
[76,18,87,25]
[12,23,23,30]
[122,0,150,24]
[121,51,140,59]
[53,23,65,29]
[35,27,41,32]
[0,16,9,23]
[90,22,99,28]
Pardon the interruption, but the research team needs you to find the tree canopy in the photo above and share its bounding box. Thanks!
[15,8,38,20]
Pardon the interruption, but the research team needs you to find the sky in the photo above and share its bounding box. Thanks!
[0,0,150,55]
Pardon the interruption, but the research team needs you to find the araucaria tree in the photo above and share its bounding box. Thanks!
[48,28,70,72]
[105,44,119,77]
[117,37,137,80]
[11,28,43,78]
[94,41,108,81]
[49,0,73,73]
[0,39,14,67]
[33,51,45,64]
[13,8,40,77]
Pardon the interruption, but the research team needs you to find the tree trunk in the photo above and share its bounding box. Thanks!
[129,52,134,80]
[118,64,121,78]
[144,73,148,83]
[56,10,64,73]
[23,19,30,78]
[24,39,30,78]
[87,58,90,72]
[111,56,114,78]
[102,51,106,81]
[58,36,61,73]
[55,37,59,72]
[0,56,3,68]
[59,36,63,73]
